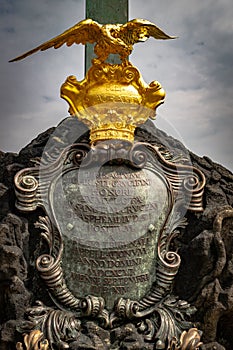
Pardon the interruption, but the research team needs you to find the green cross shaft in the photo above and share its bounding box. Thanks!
[85,0,128,72]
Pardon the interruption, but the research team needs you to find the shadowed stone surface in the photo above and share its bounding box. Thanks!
[0,120,232,349]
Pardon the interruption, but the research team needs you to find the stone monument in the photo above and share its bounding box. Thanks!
[8,17,208,350]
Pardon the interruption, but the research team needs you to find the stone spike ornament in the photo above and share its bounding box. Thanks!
[9,18,176,64]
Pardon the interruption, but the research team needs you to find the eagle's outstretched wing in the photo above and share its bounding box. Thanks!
[119,19,177,45]
[9,19,102,62]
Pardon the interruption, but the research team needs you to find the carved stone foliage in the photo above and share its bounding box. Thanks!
[16,327,202,350]
[13,137,205,350]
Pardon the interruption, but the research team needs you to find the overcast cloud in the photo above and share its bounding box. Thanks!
[0,0,232,171]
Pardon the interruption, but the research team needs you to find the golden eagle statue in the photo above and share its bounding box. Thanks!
[9,18,176,64]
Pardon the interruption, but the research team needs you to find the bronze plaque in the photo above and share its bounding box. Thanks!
[51,163,171,308]
[14,140,205,347]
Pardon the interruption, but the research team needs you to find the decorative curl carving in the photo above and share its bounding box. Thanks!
[114,298,140,320]
[73,149,89,166]
[161,251,181,269]
[15,171,40,211]
[36,253,80,311]
[183,174,198,191]
[70,144,91,167]
[138,200,183,312]
[35,215,81,311]
[80,295,105,317]
[123,66,139,83]
[20,175,38,190]
[129,143,148,168]
[182,172,205,211]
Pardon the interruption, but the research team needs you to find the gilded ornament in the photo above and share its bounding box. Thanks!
[9,18,176,144]
[60,63,165,143]
[9,18,176,64]
[16,330,49,350]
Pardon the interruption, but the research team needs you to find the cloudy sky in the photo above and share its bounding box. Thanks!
[0,0,233,171]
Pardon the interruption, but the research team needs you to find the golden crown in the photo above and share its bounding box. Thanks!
[61,62,165,144]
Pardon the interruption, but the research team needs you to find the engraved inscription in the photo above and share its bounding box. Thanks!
[66,236,155,303]
[93,94,140,104]
[52,164,170,308]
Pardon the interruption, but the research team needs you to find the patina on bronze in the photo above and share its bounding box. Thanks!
[48,144,172,309]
